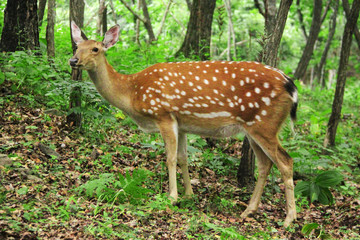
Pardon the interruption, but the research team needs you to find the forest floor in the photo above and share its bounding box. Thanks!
[1,81,360,239]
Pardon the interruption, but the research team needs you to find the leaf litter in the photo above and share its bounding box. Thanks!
[0,82,359,239]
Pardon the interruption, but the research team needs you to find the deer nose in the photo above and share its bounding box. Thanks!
[69,58,79,67]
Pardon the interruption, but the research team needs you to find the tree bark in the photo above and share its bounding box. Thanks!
[262,0,293,66]
[317,0,338,88]
[176,0,216,60]
[254,0,265,17]
[97,0,106,36]
[109,0,118,24]
[185,0,192,11]
[296,0,308,39]
[103,6,108,35]
[0,0,40,52]
[156,0,173,39]
[294,0,322,81]
[38,0,47,27]
[46,0,56,58]
[140,0,156,42]
[119,0,156,43]
[68,0,85,127]
[238,0,293,188]
[224,0,236,61]
[324,0,360,147]
[343,0,360,50]
[264,0,277,35]
[135,0,141,44]
[237,137,256,191]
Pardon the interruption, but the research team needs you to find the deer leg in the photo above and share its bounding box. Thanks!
[241,137,273,218]
[157,117,179,203]
[247,133,296,227]
[177,132,194,196]
[275,146,296,227]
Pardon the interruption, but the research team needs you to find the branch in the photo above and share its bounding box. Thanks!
[163,0,185,35]
[224,0,236,60]
[109,0,118,24]
[343,0,360,50]
[157,0,173,39]
[296,0,308,39]
[119,0,146,23]
[254,0,265,16]
[320,0,331,24]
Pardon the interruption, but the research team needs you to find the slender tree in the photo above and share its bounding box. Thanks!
[238,0,293,189]
[67,0,85,126]
[223,0,236,60]
[296,0,308,39]
[38,0,47,27]
[316,0,339,88]
[119,0,156,42]
[343,0,360,50]
[294,0,322,81]
[0,0,39,52]
[97,0,107,36]
[324,0,360,147]
[46,0,56,58]
[176,0,216,60]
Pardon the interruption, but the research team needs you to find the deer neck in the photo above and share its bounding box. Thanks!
[87,57,133,113]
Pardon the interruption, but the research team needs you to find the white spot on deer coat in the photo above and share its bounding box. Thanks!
[193,111,231,118]
[261,97,271,106]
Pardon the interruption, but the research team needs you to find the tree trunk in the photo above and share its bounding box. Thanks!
[46,0,56,58]
[109,0,118,24]
[224,0,236,61]
[119,0,156,43]
[237,0,293,188]
[176,0,216,60]
[67,0,85,127]
[140,0,156,42]
[103,6,108,35]
[0,0,40,52]
[261,0,292,66]
[135,0,141,44]
[97,0,106,36]
[237,137,256,190]
[324,0,360,147]
[265,0,277,35]
[294,0,322,81]
[185,0,192,11]
[296,0,308,40]
[156,0,173,39]
[317,0,338,88]
[38,0,47,27]
[343,0,360,50]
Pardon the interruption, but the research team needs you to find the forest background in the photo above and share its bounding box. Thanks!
[0,0,359,239]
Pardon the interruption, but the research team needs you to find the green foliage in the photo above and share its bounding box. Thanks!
[295,170,343,205]
[76,169,154,205]
[204,222,245,240]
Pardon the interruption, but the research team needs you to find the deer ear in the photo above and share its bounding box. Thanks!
[102,24,120,50]
[71,21,85,44]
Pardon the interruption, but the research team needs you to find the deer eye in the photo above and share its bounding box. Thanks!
[92,47,99,52]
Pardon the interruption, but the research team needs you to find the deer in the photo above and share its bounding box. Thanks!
[69,22,298,227]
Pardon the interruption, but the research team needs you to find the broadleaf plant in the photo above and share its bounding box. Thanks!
[295,170,343,205]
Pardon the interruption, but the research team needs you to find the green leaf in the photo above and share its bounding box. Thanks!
[295,181,310,196]
[0,72,5,85]
[301,223,319,236]
[17,187,28,195]
[310,182,320,202]
[318,187,334,205]
[315,170,343,188]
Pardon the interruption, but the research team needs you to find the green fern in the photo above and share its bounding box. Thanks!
[76,169,153,205]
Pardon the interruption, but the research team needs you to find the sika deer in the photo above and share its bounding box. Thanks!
[69,22,298,227]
